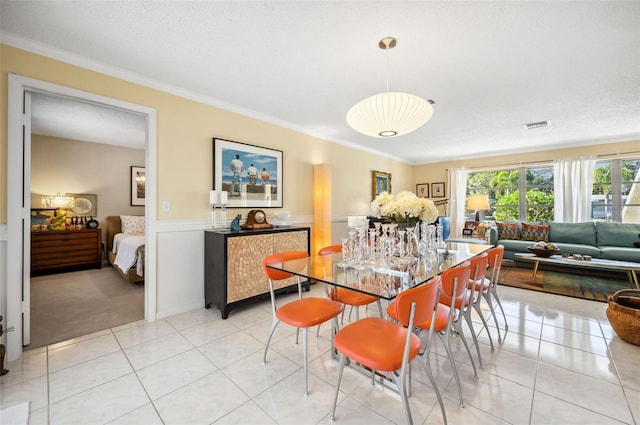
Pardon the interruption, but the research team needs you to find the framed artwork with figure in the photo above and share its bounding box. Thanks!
[416,183,429,198]
[372,170,392,200]
[212,137,283,208]
[431,182,445,198]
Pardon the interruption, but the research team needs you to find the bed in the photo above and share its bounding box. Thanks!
[106,215,145,283]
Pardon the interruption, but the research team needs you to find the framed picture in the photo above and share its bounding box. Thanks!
[131,166,145,206]
[462,228,474,236]
[30,208,56,230]
[431,182,445,198]
[213,138,283,208]
[416,183,429,198]
[66,193,97,217]
[372,170,392,199]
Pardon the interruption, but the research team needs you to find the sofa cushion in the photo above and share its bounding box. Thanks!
[497,239,531,251]
[552,243,601,258]
[596,222,640,248]
[549,222,596,246]
[496,222,520,240]
[599,246,640,263]
[521,223,550,242]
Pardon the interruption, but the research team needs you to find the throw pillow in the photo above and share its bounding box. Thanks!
[120,215,145,234]
[496,222,520,240]
[521,223,550,242]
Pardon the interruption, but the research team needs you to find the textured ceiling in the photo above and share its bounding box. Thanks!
[30,92,147,149]
[2,1,639,164]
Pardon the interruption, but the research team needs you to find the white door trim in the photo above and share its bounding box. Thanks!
[6,73,158,361]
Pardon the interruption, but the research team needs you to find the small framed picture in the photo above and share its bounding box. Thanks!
[462,228,474,236]
[431,182,445,198]
[372,170,392,200]
[416,183,429,198]
[131,166,145,206]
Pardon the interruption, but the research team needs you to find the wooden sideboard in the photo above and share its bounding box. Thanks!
[31,228,103,276]
[204,227,310,319]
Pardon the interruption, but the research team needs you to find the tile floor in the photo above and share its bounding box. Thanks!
[1,284,639,425]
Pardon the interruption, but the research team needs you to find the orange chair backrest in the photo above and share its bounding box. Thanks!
[318,244,342,256]
[262,251,309,281]
[391,276,441,328]
[468,252,489,282]
[487,245,504,269]
[439,261,471,304]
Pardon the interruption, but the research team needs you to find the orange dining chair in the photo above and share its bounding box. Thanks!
[330,276,446,425]
[463,252,491,368]
[262,251,343,396]
[318,244,382,322]
[436,260,477,407]
[482,245,509,342]
[384,276,449,422]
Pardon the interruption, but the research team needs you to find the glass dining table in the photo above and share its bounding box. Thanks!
[266,241,492,301]
[266,240,492,392]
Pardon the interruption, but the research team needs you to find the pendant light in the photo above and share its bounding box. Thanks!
[347,37,433,138]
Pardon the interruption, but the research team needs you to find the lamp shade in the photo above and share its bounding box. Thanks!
[467,194,490,211]
[347,92,434,138]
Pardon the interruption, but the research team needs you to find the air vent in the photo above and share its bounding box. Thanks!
[523,121,549,130]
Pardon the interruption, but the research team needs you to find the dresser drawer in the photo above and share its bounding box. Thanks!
[31,229,102,275]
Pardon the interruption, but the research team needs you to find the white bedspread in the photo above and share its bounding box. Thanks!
[113,233,145,276]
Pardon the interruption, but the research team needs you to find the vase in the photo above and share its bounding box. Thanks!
[438,216,451,240]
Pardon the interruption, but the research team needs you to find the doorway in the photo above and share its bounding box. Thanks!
[6,74,158,361]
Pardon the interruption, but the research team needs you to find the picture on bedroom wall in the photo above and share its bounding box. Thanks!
[212,138,283,208]
[131,166,145,206]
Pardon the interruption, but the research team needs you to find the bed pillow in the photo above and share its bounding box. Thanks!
[496,222,520,240]
[120,215,145,234]
[521,223,550,242]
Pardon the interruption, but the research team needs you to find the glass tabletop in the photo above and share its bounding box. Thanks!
[267,241,491,301]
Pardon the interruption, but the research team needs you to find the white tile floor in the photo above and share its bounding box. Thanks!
[1,284,639,425]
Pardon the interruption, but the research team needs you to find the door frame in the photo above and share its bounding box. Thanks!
[6,73,158,361]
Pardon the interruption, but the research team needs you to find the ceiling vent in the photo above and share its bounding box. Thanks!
[523,121,550,130]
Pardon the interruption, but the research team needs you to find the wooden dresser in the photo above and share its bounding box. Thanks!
[31,228,103,276]
[204,227,310,319]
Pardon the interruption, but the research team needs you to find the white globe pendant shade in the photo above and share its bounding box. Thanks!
[347,91,434,138]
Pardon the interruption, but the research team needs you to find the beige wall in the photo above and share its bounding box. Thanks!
[30,135,145,229]
[415,140,640,203]
[3,44,640,225]
[1,44,413,224]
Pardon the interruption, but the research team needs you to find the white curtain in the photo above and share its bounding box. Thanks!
[448,167,468,235]
[553,156,596,223]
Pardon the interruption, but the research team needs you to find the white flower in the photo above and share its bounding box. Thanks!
[370,190,439,224]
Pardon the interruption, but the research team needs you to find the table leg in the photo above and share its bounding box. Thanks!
[627,270,640,290]
[532,260,540,280]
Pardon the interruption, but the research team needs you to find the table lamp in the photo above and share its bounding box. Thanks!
[467,195,490,221]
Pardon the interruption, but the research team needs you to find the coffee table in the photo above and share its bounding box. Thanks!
[514,253,640,290]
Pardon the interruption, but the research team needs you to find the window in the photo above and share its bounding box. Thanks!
[593,159,640,222]
[467,166,554,222]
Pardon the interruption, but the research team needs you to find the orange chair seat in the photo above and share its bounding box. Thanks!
[276,297,343,328]
[329,287,378,306]
[387,302,450,332]
[334,317,420,372]
[467,279,490,292]
[439,292,471,310]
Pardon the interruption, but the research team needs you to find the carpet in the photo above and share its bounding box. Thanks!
[500,264,630,302]
[28,266,144,349]
[0,401,30,425]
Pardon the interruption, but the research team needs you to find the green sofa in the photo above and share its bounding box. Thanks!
[489,221,640,263]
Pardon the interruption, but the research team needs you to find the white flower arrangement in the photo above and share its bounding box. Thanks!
[370,190,439,225]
